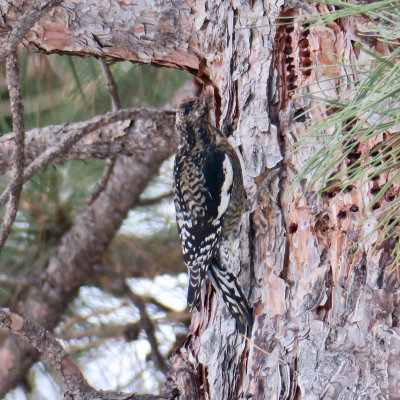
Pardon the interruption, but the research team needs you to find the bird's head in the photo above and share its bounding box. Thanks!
[175,97,211,131]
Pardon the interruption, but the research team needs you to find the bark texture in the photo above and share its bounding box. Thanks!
[1,0,399,399]
[0,108,176,174]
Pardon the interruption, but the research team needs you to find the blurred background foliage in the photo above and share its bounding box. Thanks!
[0,50,190,399]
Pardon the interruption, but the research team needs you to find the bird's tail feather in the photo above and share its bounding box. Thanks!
[207,261,253,335]
[187,270,202,311]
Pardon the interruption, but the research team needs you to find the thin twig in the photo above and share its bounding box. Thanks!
[0,273,41,287]
[86,156,117,205]
[86,59,121,205]
[0,0,64,63]
[58,304,130,335]
[93,266,169,374]
[0,52,25,253]
[137,191,174,207]
[126,288,169,374]
[59,322,137,341]
[99,59,122,111]
[58,310,188,341]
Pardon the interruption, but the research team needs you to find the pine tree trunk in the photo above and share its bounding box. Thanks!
[1,1,399,399]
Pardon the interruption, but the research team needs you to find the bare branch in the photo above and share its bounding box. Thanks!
[137,191,174,207]
[0,0,63,63]
[59,322,137,341]
[126,290,169,374]
[0,108,176,206]
[0,273,41,287]
[0,108,176,175]
[0,80,194,176]
[0,153,173,397]
[87,156,117,205]
[0,52,25,253]
[100,59,122,111]
[58,304,130,335]
[0,307,96,398]
[59,310,190,342]
[0,308,170,400]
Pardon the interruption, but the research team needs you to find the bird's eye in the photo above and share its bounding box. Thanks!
[181,103,193,117]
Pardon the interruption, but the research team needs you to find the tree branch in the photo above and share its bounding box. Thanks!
[86,157,117,205]
[0,79,192,397]
[0,108,176,206]
[0,153,173,397]
[59,310,190,345]
[1,1,199,71]
[0,272,41,287]
[0,307,96,399]
[0,108,176,176]
[137,191,174,207]
[0,0,64,63]
[126,289,169,375]
[60,322,139,341]
[0,308,170,400]
[0,52,25,253]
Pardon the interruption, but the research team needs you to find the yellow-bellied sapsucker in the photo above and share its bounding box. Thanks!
[173,97,253,334]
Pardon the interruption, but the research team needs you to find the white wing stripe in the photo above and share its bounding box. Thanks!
[215,154,233,221]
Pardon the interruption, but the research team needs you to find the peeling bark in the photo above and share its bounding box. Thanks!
[0,0,63,61]
[1,0,200,69]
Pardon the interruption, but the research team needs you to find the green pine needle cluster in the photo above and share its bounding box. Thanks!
[296,0,400,268]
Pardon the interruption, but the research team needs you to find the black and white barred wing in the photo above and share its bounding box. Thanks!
[174,149,234,311]
[207,259,253,334]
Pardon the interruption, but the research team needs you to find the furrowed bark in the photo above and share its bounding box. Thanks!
[0,0,63,62]
[0,52,25,252]
[1,0,199,71]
